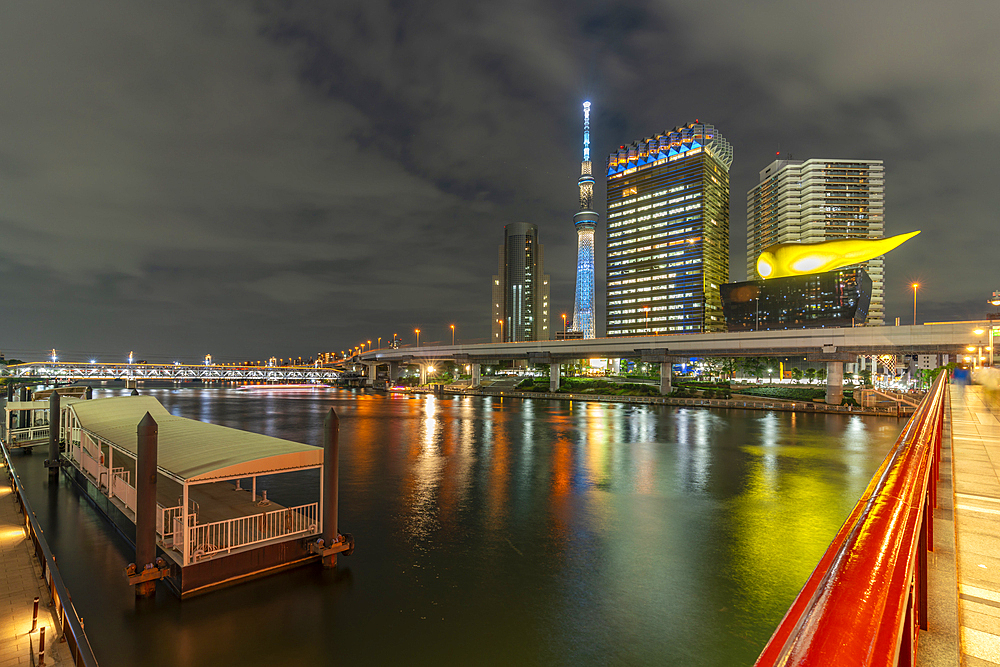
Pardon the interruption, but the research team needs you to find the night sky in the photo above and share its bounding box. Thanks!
[3,1,998,363]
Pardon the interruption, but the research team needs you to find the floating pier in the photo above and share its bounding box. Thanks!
[46,395,353,598]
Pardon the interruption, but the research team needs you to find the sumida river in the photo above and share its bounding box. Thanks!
[12,387,902,666]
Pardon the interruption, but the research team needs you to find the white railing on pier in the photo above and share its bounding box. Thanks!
[8,427,50,444]
[187,502,319,562]
[81,449,100,480]
[112,469,136,512]
[157,505,188,547]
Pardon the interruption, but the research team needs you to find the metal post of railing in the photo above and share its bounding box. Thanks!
[919,493,929,630]
[31,596,39,632]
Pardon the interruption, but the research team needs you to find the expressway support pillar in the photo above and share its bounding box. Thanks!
[826,361,844,406]
[659,362,672,395]
[366,363,376,387]
[420,365,428,385]
[472,363,481,388]
[550,363,561,392]
[611,358,621,376]
[388,362,400,382]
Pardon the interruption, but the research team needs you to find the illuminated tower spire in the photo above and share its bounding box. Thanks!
[571,101,597,339]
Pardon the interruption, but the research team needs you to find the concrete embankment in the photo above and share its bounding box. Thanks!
[397,386,912,417]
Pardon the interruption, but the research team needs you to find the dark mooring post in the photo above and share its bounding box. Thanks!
[135,412,158,596]
[19,387,28,428]
[321,408,340,568]
[46,391,60,475]
[85,386,93,399]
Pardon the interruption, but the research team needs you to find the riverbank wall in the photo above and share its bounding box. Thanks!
[399,387,913,418]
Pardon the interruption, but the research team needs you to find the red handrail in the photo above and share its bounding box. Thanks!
[755,371,948,666]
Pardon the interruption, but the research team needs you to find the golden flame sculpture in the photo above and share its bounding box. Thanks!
[756,231,920,279]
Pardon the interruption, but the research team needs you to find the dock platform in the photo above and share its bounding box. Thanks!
[57,395,339,597]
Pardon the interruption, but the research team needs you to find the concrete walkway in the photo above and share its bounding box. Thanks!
[950,384,1000,666]
[0,456,71,666]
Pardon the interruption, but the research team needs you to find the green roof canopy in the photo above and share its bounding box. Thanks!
[70,396,322,483]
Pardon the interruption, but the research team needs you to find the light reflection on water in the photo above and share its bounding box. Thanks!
[12,387,902,667]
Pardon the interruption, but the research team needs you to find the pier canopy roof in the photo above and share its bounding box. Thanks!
[70,396,322,483]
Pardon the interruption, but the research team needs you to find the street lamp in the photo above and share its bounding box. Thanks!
[378,337,382,350]
[498,319,504,342]
[912,283,919,325]
[415,329,420,347]
[561,314,567,337]
[451,324,455,346]
[644,305,650,333]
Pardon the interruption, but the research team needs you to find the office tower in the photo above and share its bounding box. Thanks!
[571,101,598,339]
[492,222,550,342]
[605,121,733,336]
[746,159,885,325]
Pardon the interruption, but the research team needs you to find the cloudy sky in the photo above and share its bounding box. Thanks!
[2,0,998,362]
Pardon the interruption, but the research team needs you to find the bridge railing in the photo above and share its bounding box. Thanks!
[754,370,948,666]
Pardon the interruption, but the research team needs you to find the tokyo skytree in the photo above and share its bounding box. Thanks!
[571,101,598,339]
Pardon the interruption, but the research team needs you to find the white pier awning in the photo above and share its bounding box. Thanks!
[70,396,322,483]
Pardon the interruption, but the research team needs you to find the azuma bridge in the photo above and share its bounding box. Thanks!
[358,322,982,404]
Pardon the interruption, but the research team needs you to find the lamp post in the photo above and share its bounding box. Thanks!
[912,283,919,325]
[498,319,504,343]
[415,329,420,347]
[378,337,382,350]
[644,305,650,333]
[450,324,455,346]
[561,314,567,338]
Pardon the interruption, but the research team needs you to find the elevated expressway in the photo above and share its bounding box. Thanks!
[5,362,342,385]
[358,322,979,404]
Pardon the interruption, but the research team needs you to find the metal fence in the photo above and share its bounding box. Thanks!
[111,469,135,512]
[187,502,319,562]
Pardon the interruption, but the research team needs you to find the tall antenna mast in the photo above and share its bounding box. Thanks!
[571,101,598,339]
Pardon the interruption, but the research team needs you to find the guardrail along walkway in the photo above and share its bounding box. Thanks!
[1,457,73,666]
[950,384,1000,665]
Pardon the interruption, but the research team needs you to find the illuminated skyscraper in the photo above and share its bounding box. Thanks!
[746,159,885,325]
[571,102,597,339]
[492,222,550,342]
[605,121,733,336]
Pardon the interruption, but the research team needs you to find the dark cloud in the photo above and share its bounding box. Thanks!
[1,0,997,362]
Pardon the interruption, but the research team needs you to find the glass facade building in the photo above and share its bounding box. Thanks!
[492,222,550,342]
[720,268,872,332]
[747,159,885,325]
[605,122,732,336]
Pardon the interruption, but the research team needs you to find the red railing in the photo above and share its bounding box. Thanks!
[755,370,948,667]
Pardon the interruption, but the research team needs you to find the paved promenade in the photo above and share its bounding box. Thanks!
[950,384,1000,665]
[0,456,71,666]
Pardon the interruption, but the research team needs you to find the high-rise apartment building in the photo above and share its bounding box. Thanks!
[605,122,733,336]
[746,159,885,325]
[492,222,550,342]
[571,102,598,339]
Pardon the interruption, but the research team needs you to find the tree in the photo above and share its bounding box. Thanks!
[804,368,816,383]
[791,367,803,382]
